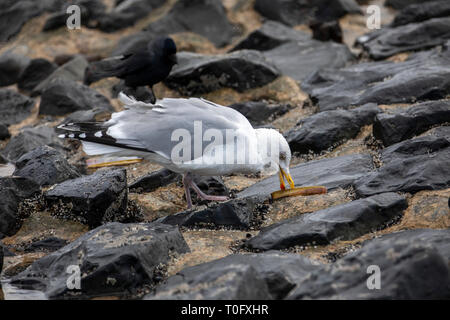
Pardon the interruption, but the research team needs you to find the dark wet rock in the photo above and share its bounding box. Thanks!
[13,146,81,187]
[165,50,279,95]
[302,48,450,111]
[144,0,237,48]
[40,78,113,116]
[32,55,89,96]
[355,138,450,197]
[392,1,450,27]
[381,132,450,164]
[98,0,165,32]
[0,1,43,42]
[159,197,259,229]
[0,243,3,272]
[43,0,107,31]
[385,0,436,10]
[246,193,407,251]
[230,20,310,52]
[11,222,190,299]
[0,177,40,238]
[286,103,381,154]
[373,100,450,147]
[24,237,68,253]
[287,229,450,299]
[310,20,343,43]
[357,17,450,60]
[17,58,58,92]
[239,153,373,199]
[0,50,31,87]
[129,169,180,193]
[254,0,361,27]
[193,176,229,197]
[228,101,293,126]
[0,123,10,140]
[147,251,319,299]
[1,126,63,163]
[263,40,354,82]
[45,168,129,228]
[0,89,35,126]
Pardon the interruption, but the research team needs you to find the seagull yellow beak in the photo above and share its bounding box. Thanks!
[279,166,295,190]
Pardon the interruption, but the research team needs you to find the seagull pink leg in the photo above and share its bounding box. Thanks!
[182,173,229,208]
[182,173,193,209]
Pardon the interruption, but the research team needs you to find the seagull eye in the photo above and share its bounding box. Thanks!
[279,152,286,161]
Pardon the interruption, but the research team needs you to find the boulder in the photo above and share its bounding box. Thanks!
[13,146,81,187]
[98,0,165,32]
[385,0,436,10]
[0,1,42,42]
[310,20,343,43]
[144,0,237,47]
[392,1,450,27]
[0,49,31,87]
[228,101,293,126]
[129,169,180,193]
[287,229,450,299]
[302,48,450,111]
[239,153,373,199]
[0,89,35,126]
[254,0,361,27]
[0,123,10,140]
[147,251,319,299]
[263,39,354,82]
[0,177,40,238]
[357,17,450,60]
[39,78,113,116]
[230,20,310,52]
[158,197,259,229]
[45,168,129,228]
[17,58,58,92]
[285,103,381,154]
[1,126,63,163]
[355,136,450,197]
[165,50,279,95]
[10,222,190,299]
[373,100,450,146]
[246,193,407,251]
[32,55,89,96]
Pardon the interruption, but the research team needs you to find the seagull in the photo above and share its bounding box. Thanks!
[58,93,295,209]
[84,36,177,103]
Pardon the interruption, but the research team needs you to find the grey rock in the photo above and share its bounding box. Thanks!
[144,0,237,47]
[11,221,190,299]
[392,1,450,27]
[302,48,450,111]
[239,153,373,199]
[385,0,436,10]
[165,50,279,95]
[0,177,40,238]
[286,103,381,154]
[0,1,42,42]
[373,100,450,146]
[0,123,10,140]
[287,229,450,299]
[228,101,293,126]
[32,55,89,96]
[45,168,129,228]
[0,89,35,126]
[159,197,258,229]
[263,40,354,82]
[355,136,450,197]
[17,58,58,92]
[13,145,81,187]
[357,17,450,60]
[246,193,407,251]
[39,78,113,116]
[230,20,310,52]
[147,251,319,299]
[0,49,31,86]
[1,126,63,163]
[254,0,361,27]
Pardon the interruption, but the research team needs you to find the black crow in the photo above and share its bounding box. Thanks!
[84,36,177,102]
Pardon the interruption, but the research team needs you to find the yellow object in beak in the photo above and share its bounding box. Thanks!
[87,158,142,168]
[279,166,295,189]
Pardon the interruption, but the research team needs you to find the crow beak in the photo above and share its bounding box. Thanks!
[279,166,295,190]
[169,54,178,65]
